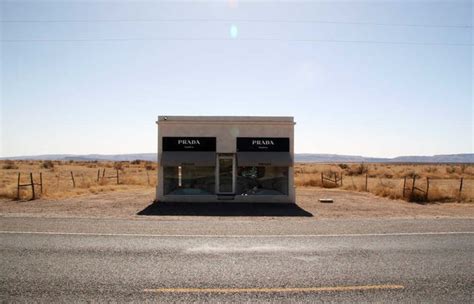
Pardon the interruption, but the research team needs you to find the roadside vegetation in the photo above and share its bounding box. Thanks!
[295,163,473,203]
[0,160,472,203]
[0,160,157,200]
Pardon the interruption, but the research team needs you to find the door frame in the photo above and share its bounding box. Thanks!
[216,154,236,194]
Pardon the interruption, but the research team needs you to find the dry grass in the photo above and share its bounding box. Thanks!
[0,160,157,201]
[295,163,473,203]
[1,160,472,204]
[2,160,19,170]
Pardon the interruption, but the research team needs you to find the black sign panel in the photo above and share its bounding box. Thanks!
[163,137,216,151]
[237,137,290,152]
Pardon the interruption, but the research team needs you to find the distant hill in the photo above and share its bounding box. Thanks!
[296,154,390,163]
[296,153,473,163]
[388,154,474,163]
[2,153,473,163]
[61,154,157,162]
[1,153,157,162]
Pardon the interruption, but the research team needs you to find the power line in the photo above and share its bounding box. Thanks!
[1,18,471,29]
[2,37,472,46]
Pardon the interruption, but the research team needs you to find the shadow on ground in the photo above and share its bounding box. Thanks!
[137,202,313,217]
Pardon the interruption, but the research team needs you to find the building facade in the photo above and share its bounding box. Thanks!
[156,116,295,203]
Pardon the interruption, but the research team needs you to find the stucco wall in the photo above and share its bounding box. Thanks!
[156,116,295,203]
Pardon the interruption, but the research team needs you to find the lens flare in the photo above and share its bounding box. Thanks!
[227,0,238,9]
[230,24,238,39]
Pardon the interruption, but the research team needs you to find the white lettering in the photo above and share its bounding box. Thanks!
[252,139,275,146]
[178,139,200,145]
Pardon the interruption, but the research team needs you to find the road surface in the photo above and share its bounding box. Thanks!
[1,217,473,302]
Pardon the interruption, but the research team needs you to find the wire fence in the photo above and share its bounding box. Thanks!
[2,161,473,202]
[296,172,473,203]
[3,166,157,200]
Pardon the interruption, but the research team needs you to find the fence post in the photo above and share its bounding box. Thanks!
[40,172,43,194]
[340,174,343,186]
[30,173,35,200]
[147,171,150,185]
[402,176,407,197]
[70,171,76,188]
[97,169,100,182]
[116,169,119,185]
[321,173,324,186]
[425,177,429,201]
[17,173,21,199]
[459,177,464,201]
[411,176,416,197]
[102,169,106,178]
[365,173,368,191]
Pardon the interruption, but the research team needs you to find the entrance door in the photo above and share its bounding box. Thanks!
[217,154,235,194]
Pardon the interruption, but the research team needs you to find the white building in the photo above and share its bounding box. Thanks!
[156,116,295,203]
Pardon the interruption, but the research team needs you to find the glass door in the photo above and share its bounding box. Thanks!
[217,154,235,194]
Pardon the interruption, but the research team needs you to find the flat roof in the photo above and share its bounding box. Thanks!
[157,116,294,123]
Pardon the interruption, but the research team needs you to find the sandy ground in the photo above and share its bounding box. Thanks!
[0,187,473,219]
[297,188,474,218]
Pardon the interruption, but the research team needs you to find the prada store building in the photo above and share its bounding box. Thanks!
[156,116,295,203]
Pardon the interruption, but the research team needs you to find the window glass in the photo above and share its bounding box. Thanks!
[237,166,288,195]
[164,166,215,195]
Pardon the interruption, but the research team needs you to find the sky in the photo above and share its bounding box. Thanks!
[1,0,473,158]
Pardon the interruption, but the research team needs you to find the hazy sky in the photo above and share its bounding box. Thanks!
[1,0,473,158]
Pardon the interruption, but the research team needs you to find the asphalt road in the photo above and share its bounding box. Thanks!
[1,217,473,303]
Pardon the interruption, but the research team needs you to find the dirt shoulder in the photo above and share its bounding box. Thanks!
[0,187,473,220]
[297,188,473,219]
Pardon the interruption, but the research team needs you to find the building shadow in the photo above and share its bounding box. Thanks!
[137,202,313,217]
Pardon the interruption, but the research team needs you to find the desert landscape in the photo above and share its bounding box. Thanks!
[1,160,472,202]
[0,160,472,219]
[0,159,157,200]
[294,162,473,203]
